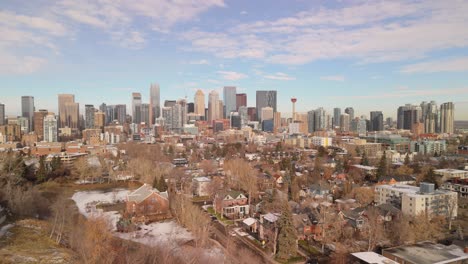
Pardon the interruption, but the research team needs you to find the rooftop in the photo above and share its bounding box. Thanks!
[351,252,398,264]
[383,242,468,264]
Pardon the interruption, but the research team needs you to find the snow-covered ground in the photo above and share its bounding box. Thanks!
[71,189,223,261]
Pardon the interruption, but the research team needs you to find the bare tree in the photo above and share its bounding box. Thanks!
[70,216,116,264]
[350,187,375,206]
[442,193,457,230]
[361,207,386,251]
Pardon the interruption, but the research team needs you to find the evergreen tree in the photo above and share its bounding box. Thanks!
[423,168,439,188]
[152,176,159,189]
[36,156,47,183]
[317,146,327,157]
[361,152,369,166]
[276,202,297,261]
[376,151,388,178]
[404,153,410,166]
[335,158,343,173]
[158,176,168,192]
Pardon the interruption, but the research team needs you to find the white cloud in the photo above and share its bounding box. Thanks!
[189,59,210,65]
[217,71,248,81]
[240,11,248,15]
[264,72,296,81]
[400,57,468,73]
[183,1,468,65]
[320,75,345,82]
[0,11,67,36]
[112,30,146,49]
[0,53,46,75]
[332,87,468,100]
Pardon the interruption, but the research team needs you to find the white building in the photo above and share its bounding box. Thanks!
[375,183,457,218]
[192,176,211,197]
[43,114,57,142]
[434,169,468,181]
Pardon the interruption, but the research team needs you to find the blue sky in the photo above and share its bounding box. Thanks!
[1,0,468,119]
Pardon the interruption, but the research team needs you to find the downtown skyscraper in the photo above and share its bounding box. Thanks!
[333,107,341,128]
[21,96,34,132]
[256,90,277,121]
[223,86,236,118]
[132,92,142,124]
[440,102,454,134]
[149,83,160,125]
[194,89,205,118]
[370,111,384,131]
[0,103,5,126]
[85,105,95,129]
[208,90,220,123]
[58,94,79,131]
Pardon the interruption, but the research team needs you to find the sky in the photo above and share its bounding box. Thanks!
[1,0,468,120]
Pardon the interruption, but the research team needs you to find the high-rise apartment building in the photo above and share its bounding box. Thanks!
[33,110,48,141]
[149,83,160,125]
[141,103,150,124]
[132,92,142,124]
[58,94,79,130]
[370,111,384,131]
[43,114,58,142]
[194,89,205,118]
[94,111,105,130]
[18,117,29,134]
[357,116,367,136]
[424,101,439,133]
[274,112,281,133]
[0,103,5,126]
[313,107,327,131]
[236,93,247,111]
[333,108,341,128]
[247,107,257,122]
[307,110,315,133]
[85,104,95,129]
[115,104,127,125]
[239,106,248,128]
[208,90,220,123]
[223,86,237,118]
[440,102,454,134]
[21,96,34,132]
[397,104,422,130]
[256,90,277,121]
[340,113,350,132]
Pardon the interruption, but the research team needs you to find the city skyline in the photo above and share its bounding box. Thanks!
[1,1,468,119]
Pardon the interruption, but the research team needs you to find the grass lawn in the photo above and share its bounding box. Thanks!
[0,219,74,263]
[207,207,234,225]
[275,255,306,264]
[96,202,125,212]
[298,240,321,255]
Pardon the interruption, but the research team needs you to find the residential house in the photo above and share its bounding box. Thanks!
[242,217,258,234]
[192,176,211,197]
[292,213,313,240]
[259,212,280,248]
[214,190,250,220]
[340,208,366,229]
[257,173,275,191]
[375,203,401,222]
[307,183,331,198]
[126,184,171,223]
